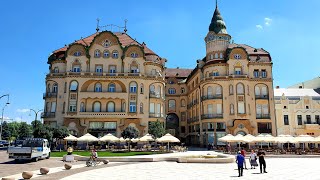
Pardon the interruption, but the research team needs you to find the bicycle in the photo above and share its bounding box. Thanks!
[86,156,101,167]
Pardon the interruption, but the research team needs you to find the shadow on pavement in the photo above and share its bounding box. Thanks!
[0,159,33,164]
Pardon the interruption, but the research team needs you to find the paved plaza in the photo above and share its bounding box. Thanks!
[1,150,320,180]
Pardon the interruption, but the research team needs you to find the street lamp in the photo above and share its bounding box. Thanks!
[29,109,43,129]
[0,94,10,141]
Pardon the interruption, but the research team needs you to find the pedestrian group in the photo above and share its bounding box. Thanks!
[236,148,267,177]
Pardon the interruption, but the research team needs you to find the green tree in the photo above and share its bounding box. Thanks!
[31,120,42,129]
[52,126,69,139]
[121,126,139,139]
[148,120,165,138]
[33,125,53,141]
[17,122,32,139]
[1,121,10,140]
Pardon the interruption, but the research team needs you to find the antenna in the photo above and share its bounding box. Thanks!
[96,18,100,32]
[124,19,128,33]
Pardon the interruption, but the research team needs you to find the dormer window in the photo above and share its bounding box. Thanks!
[103,40,111,47]
[235,67,242,75]
[131,52,138,58]
[234,54,241,59]
[74,51,81,56]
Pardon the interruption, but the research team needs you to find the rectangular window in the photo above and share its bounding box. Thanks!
[297,115,302,125]
[149,103,155,113]
[216,122,226,131]
[69,105,76,112]
[130,86,137,93]
[253,70,259,78]
[207,104,213,114]
[73,66,80,72]
[258,123,272,134]
[156,103,161,116]
[70,94,77,100]
[316,115,320,124]
[261,70,267,78]
[51,102,56,113]
[181,126,185,133]
[109,65,116,74]
[95,65,103,73]
[217,104,222,114]
[238,102,245,114]
[284,115,289,125]
[129,102,136,112]
[306,115,311,124]
[212,72,219,76]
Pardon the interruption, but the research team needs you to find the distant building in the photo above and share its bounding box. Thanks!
[43,2,276,147]
[274,88,320,136]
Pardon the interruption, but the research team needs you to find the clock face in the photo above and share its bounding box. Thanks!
[234,54,241,59]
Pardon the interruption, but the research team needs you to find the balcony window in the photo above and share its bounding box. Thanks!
[316,115,320,124]
[220,53,223,59]
[93,102,101,112]
[95,66,103,73]
[95,83,102,92]
[207,86,213,96]
[112,51,119,59]
[235,68,242,75]
[109,66,116,74]
[52,84,58,93]
[51,102,56,113]
[129,82,137,93]
[216,122,226,131]
[212,71,219,76]
[69,103,76,112]
[216,86,222,95]
[72,66,80,72]
[70,81,78,91]
[284,115,289,125]
[108,83,116,92]
[80,102,85,112]
[306,115,311,124]
[107,102,115,112]
[129,102,136,112]
[149,103,155,113]
[236,83,244,95]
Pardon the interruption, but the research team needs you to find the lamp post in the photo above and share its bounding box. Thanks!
[30,109,43,129]
[0,94,10,141]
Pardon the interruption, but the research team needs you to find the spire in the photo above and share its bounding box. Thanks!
[209,1,228,34]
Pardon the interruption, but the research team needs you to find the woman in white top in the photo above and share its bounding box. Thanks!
[249,150,258,169]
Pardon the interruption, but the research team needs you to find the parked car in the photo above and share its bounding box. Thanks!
[0,140,9,147]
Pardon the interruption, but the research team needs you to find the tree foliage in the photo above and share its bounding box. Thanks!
[17,122,32,139]
[148,120,165,138]
[121,126,139,139]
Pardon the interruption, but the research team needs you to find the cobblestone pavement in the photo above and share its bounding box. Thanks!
[0,150,83,178]
[61,158,320,180]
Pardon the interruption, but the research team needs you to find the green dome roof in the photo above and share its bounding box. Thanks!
[209,6,228,34]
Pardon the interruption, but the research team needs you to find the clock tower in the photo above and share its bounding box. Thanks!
[205,2,231,62]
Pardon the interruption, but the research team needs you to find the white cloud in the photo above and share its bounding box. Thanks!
[14,117,23,121]
[264,17,272,26]
[256,25,263,30]
[3,116,11,120]
[16,108,30,113]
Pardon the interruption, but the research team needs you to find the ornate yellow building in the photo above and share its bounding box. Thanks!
[43,4,276,146]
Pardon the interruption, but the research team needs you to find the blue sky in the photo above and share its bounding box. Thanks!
[0,0,319,123]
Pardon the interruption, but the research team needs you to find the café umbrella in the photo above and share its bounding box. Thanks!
[295,135,314,151]
[157,133,180,151]
[77,133,99,149]
[99,133,119,149]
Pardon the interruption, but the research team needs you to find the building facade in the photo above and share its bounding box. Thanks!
[43,4,276,146]
[275,88,320,136]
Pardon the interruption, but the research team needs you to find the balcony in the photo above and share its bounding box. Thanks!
[78,111,126,118]
[255,95,269,99]
[149,91,163,99]
[256,114,271,119]
[79,91,127,99]
[201,114,223,119]
[201,95,223,101]
[43,92,57,99]
[187,116,199,123]
[149,113,165,118]
[41,112,55,118]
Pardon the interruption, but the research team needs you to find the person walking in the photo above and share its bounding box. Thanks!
[236,151,245,177]
[249,149,258,169]
[257,149,267,173]
[240,148,248,169]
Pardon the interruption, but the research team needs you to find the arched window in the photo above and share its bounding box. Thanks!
[95,83,102,92]
[74,51,81,56]
[103,50,110,58]
[207,86,213,96]
[262,86,268,96]
[255,86,260,96]
[220,53,223,59]
[181,99,186,107]
[215,53,218,59]
[229,85,233,95]
[52,83,58,93]
[94,49,101,58]
[140,83,144,94]
[131,52,138,58]
[108,83,116,92]
[122,102,126,112]
[168,88,176,94]
[230,104,234,114]
[140,103,143,113]
[168,100,176,111]
[150,85,155,93]
[80,102,85,112]
[129,82,137,93]
[210,54,214,60]
[107,102,115,112]
[72,64,81,72]
[130,62,139,73]
[236,83,244,94]
[53,67,59,73]
[93,102,101,112]
[216,86,222,95]
[181,88,185,94]
[112,50,118,59]
[70,81,78,91]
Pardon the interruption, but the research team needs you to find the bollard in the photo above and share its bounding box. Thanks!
[40,167,49,175]
[22,171,33,179]
[64,163,72,170]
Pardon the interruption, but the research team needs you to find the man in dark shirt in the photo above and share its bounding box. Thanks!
[236,151,245,177]
[240,148,247,169]
[257,149,267,173]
